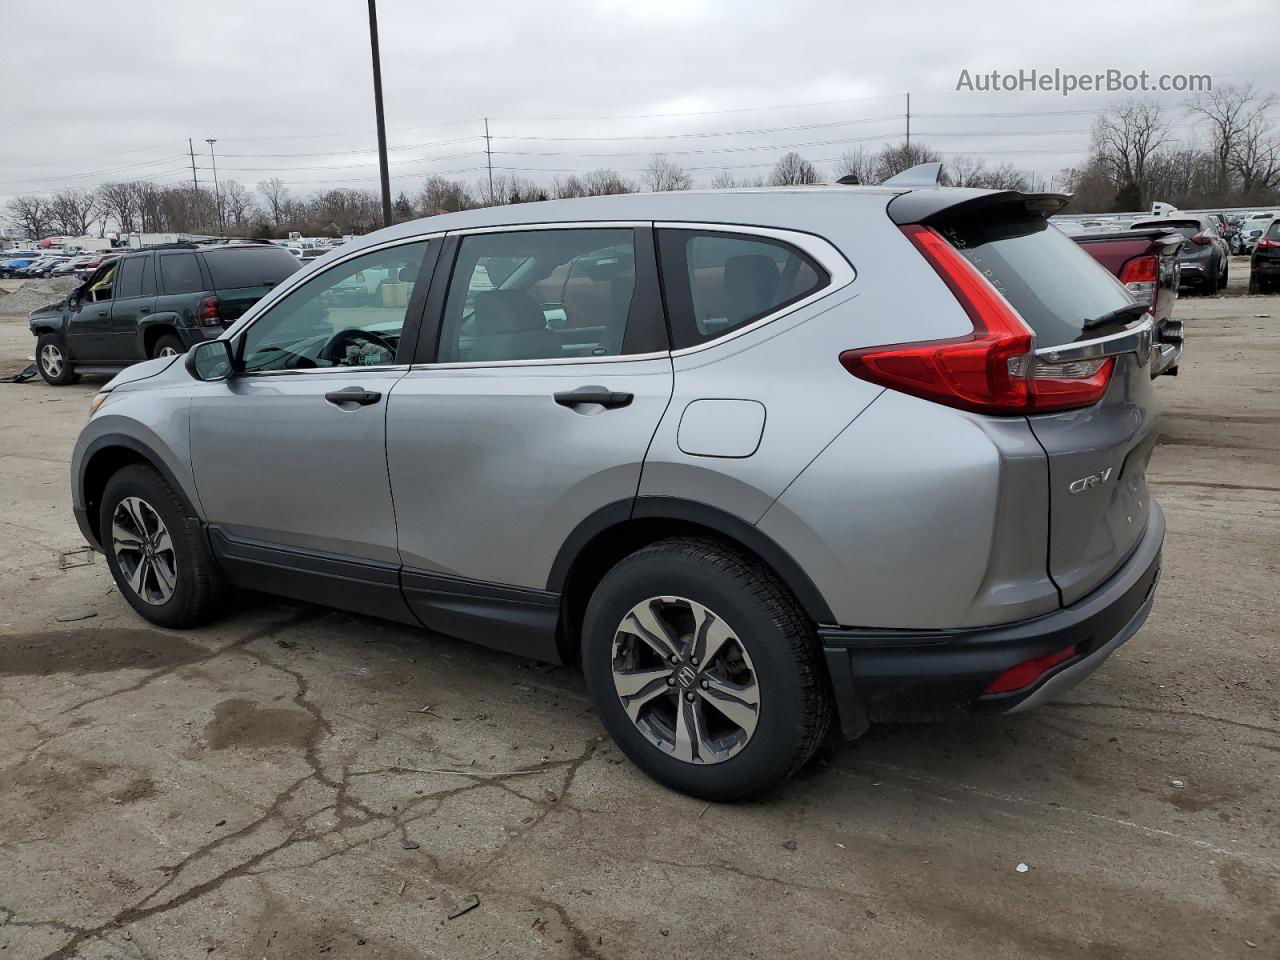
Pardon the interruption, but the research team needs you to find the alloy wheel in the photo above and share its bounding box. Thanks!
[611,596,760,764]
[157,346,180,358]
[111,496,177,605]
[40,344,64,378]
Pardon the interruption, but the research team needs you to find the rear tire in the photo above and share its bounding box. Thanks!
[151,334,186,360]
[581,537,831,801]
[36,334,79,385]
[100,463,228,628]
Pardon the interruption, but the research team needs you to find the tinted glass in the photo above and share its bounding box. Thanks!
[939,215,1133,347]
[240,241,428,372]
[658,230,827,348]
[114,256,146,299]
[204,246,300,290]
[159,253,204,294]
[1267,221,1280,239]
[438,228,637,363]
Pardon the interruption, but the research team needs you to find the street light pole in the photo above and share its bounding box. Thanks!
[205,139,223,236]
[367,0,393,228]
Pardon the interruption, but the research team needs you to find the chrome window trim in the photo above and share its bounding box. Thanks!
[1035,316,1154,366]
[231,233,442,379]
[654,222,856,358]
[445,220,646,236]
[413,220,855,370]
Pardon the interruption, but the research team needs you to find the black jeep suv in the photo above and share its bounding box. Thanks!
[30,242,300,385]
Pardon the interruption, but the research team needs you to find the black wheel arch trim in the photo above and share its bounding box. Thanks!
[77,433,194,550]
[546,495,836,625]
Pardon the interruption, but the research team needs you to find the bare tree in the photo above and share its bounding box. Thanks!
[769,152,820,186]
[418,175,474,213]
[833,146,876,184]
[707,170,738,190]
[220,180,256,228]
[1187,83,1277,195]
[5,195,53,240]
[642,155,692,192]
[943,156,1028,191]
[1234,124,1280,198]
[583,169,634,196]
[256,177,291,226]
[875,142,942,182]
[96,181,140,233]
[1090,98,1172,207]
[552,174,587,199]
[48,188,101,236]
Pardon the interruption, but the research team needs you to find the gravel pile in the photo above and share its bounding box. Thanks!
[0,277,77,317]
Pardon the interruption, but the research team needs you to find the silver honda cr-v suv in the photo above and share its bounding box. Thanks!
[70,172,1164,800]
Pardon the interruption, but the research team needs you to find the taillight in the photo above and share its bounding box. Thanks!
[1257,238,1279,251]
[839,225,1114,415]
[983,646,1077,695]
[1120,254,1158,309]
[196,296,221,326]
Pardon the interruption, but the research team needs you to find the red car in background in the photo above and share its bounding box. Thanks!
[1072,227,1184,377]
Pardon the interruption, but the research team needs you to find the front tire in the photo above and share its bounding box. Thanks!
[100,464,227,628]
[581,538,831,801]
[36,334,79,385]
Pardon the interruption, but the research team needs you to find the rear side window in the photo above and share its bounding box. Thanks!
[113,256,146,299]
[658,231,827,349]
[204,247,300,290]
[1267,221,1280,239]
[158,253,204,295]
[938,215,1133,347]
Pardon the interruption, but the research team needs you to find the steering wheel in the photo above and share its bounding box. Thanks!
[320,327,396,366]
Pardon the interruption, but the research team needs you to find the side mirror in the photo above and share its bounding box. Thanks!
[186,339,234,382]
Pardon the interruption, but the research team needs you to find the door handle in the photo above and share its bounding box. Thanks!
[95,309,108,317]
[553,386,633,409]
[139,306,151,315]
[325,387,382,407]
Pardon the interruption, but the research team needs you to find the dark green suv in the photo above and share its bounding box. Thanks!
[30,242,300,385]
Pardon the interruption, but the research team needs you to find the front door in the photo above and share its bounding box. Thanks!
[65,260,119,362]
[386,226,673,654]
[189,239,436,616]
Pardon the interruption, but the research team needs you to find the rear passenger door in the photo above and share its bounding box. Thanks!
[385,225,672,653]
[109,253,156,361]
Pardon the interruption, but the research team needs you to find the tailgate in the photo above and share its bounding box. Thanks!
[1028,348,1159,603]
[934,206,1161,606]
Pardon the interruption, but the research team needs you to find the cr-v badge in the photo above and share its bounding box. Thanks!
[1069,467,1113,494]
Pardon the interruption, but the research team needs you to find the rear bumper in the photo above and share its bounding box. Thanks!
[819,502,1164,737]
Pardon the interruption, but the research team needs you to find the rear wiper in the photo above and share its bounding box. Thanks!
[1081,301,1149,332]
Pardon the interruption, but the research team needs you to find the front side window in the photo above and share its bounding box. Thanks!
[658,230,828,348]
[240,241,429,372]
[437,228,638,363]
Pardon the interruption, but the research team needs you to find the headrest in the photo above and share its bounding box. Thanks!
[473,290,547,335]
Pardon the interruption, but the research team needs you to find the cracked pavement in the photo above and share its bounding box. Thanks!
[0,293,1277,959]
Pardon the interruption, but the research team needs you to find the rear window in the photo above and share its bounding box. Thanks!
[203,247,300,290]
[938,215,1132,347]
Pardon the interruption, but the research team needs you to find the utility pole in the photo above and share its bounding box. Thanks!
[484,118,494,204]
[187,139,201,238]
[905,92,911,150]
[367,0,393,228]
[206,139,223,236]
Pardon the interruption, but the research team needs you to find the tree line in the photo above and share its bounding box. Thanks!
[4,140,1053,241]
[1065,84,1280,212]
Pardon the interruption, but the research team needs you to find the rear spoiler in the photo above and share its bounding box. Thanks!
[888,188,1072,226]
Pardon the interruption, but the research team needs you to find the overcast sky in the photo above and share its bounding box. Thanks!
[2,0,1277,211]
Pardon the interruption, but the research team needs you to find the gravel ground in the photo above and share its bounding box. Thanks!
[0,288,1276,959]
